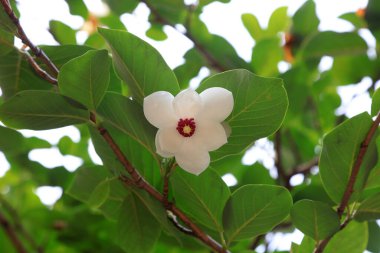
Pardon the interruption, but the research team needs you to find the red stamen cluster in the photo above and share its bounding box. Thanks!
[176,118,196,137]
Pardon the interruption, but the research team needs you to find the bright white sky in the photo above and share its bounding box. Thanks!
[0,0,376,251]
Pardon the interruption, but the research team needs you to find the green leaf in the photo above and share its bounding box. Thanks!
[367,221,380,253]
[319,112,378,203]
[301,32,368,60]
[292,0,319,36]
[103,0,139,15]
[339,12,366,29]
[241,14,263,41]
[146,24,168,41]
[223,184,292,244]
[267,7,290,35]
[371,88,380,116]
[49,20,77,45]
[0,125,23,152]
[298,236,315,253]
[65,0,88,18]
[251,37,283,76]
[68,166,109,204]
[355,192,380,221]
[0,90,89,130]
[116,193,161,253]
[98,28,179,104]
[365,0,380,33]
[96,92,157,159]
[0,29,14,56]
[171,168,230,232]
[0,47,52,100]
[324,221,368,253]
[291,200,340,241]
[59,50,110,110]
[198,69,288,161]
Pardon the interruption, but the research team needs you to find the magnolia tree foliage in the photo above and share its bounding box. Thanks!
[0,0,379,252]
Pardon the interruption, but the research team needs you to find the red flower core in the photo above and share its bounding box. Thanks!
[176,118,196,137]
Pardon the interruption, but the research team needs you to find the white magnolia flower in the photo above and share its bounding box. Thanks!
[143,88,233,175]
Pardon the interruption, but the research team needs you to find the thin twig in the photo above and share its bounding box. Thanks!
[250,234,264,250]
[23,50,58,85]
[287,157,319,178]
[0,0,59,76]
[0,211,28,253]
[139,0,227,72]
[314,112,380,253]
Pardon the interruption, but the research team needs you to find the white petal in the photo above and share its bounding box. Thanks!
[195,120,227,151]
[173,89,202,118]
[156,127,184,154]
[175,142,210,175]
[199,87,233,122]
[144,91,176,128]
[155,132,173,158]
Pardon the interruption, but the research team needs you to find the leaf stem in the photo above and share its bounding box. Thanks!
[314,112,380,253]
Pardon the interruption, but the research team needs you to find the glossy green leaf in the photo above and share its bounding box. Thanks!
[241,13,263,41]
[198,69,288,161]
[251,37,283,76]
[291,200,340,241]
[292,0,319,36]
[355,192,380,221]
[96,92,157,159]
[298,236,315,253]
[49,20,77,45]
[67,165,109,204]
[0,47,52,100]
[319,112,378,203]
[116,193,161,253]
[0,90,89,130]
[372,88,380,116]
[59,50,110,110]
[301,32,368,60]
[324,221,368,253]
[223,184,292,244]
[365,0,380,32]
[98,28,179,103]
[171,168,230,232]
[0,29,13,56]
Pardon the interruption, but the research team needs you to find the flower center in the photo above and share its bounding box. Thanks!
[176,118,196,137]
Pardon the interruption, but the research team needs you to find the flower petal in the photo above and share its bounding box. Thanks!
[144,91,176,128]
[195,120,227,151]
[200,87,233,122]
[173,89,202,118]
[175,143,210,175]
[155,132,173,158]
[156,127,184,155]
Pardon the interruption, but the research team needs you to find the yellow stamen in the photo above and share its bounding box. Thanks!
[183,125,192,134]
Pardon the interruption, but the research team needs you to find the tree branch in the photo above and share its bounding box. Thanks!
[287,157,319,178]
[314,112,380,253]
[139,0,227,72]
[0,211,28,253]
[0,0,59,76]
[23,50,58,85]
